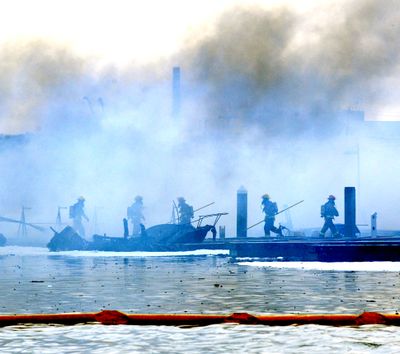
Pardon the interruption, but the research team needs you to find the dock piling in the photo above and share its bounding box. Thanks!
[371,212,377,237]
[236,186,247,238]
[344,187,356,238]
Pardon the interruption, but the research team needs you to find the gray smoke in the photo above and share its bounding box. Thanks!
[179,1,400,135]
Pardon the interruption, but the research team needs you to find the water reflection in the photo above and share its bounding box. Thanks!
[1,251,400,315]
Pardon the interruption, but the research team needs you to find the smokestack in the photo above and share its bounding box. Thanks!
[236,186,248,238]
[344,187,356,238]
[172,66,181,119]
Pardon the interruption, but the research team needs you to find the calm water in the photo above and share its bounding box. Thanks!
[1,246,400,353]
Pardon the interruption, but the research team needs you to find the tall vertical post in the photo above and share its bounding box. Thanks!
[172,66,181,119]
[236,186,247,238]
[371,212,377,237]
[344,187,356,238]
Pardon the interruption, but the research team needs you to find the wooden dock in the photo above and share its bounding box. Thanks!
[185,236,400,261]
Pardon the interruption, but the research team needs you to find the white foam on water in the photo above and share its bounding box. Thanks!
[238,261,400,272]
[0,246,48,256]
[0,246,229,257]
[56,249,230,258]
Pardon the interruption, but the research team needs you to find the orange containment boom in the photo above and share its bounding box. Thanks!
[0,311,400,327]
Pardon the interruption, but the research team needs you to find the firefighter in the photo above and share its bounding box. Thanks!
[177,197,194,224]
[319,195,340,238]
[261,194,282,237]
[69,196,89,237]
[127,196,145,236]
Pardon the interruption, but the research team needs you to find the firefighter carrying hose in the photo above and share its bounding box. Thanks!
[69,196,89,237]
[177,197,194,224]
[262,194,283,237]
[319,195,341,238]
[127,195,145,236]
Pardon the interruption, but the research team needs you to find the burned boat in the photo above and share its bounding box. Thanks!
[47,213,227,252]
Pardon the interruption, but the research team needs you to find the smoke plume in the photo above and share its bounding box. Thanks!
[180,1,400,135]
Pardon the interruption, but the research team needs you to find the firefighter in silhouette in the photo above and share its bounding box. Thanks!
[262,194,282,237]
[127,195,145,236]
[69,196,89,237]
[319,195,340,238]
[177,197,194,225]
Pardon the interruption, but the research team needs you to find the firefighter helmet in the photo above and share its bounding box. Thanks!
[328,195,336,200]
[135,195,143,201]
[262,194,270,200]
[78,196,85,201]
[177,197,186,203]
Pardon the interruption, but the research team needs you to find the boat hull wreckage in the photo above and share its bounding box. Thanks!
[47,213,226,252]
[47,199,228,252]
